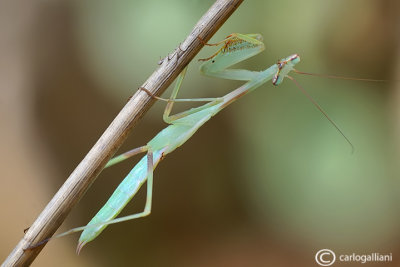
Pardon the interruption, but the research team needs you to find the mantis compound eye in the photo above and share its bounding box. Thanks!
[272,72,280,85]
[272,61,285,85]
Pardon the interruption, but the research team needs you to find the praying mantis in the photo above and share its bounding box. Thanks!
[37,33,353,253]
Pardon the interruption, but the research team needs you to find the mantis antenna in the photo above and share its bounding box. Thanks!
[294,69,391,83]
[272,54,355,152]
[290,67,399,152]
[287,75,355,153]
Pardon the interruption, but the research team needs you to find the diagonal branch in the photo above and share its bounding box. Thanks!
[2,0,243,265]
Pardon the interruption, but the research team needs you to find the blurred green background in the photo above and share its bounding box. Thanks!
[1,0,400,266]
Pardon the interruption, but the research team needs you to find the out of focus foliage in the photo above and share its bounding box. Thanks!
[1,1,399,266]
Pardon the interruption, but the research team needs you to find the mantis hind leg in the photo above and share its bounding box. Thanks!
[76,150,155,253]
[93,150,154,225]
[99,150,154,223]
[105,145,148,168]
[28,150,156,252]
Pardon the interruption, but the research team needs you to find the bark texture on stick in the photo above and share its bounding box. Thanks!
[2,0,243,266]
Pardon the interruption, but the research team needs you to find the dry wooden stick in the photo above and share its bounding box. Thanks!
[2,0,243,265]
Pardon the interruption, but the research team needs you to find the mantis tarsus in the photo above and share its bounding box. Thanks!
[32,33,354,253]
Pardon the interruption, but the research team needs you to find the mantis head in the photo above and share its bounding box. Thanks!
[272,54,301,85]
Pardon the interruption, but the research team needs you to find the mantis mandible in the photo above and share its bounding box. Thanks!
[34,33,352,253]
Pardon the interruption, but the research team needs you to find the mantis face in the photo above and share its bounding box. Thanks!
[272,54,301,85]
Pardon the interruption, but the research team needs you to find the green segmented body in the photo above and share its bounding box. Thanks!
[76,33,301,251]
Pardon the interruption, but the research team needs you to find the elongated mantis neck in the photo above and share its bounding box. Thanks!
[219,54,300,110]
[220,65,278,109]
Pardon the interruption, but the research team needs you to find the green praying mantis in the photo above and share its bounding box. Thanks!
[33,33,358,253]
